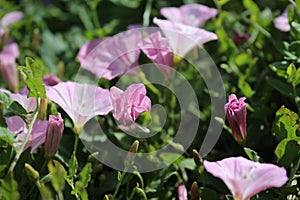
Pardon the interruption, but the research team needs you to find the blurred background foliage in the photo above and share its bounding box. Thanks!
[0,0,300,199]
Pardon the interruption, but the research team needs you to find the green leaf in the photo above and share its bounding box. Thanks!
[199,187,220,200]
[275,139,300,168]
[180,158,196,170]
[0,91,27,117]
[38,182,54,200]
[267,78,293,98]
[68,153,78,177]
[238,80,254,98]
[0,127,15,145]
[272,106,299,142]
[72,182,88,200]
[244,147,261,162]
[78,163,92,188]
[0,172,20,200]
[48,160,67,193]
[25,163,40,183]
[18,57,46,98]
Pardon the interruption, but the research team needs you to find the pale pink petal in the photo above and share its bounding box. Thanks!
[161,4,217,27]
[153,18,218,56]
[78,30,142,80]
[0,89,36,112]
[178,184,188,200]
[160,7,183,24]
[274,15,290,32]
[110,84,151,125]
[139,32,174,77]
[204,157,288,200]
[180,4,218,27]
[46,81,112,127]
[0,11,24,29]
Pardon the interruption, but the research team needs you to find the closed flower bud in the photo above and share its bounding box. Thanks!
[224,94,247,143]
[44,113,64,156]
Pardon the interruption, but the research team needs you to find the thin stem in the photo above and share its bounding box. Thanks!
[138,72,161,96]
[73,134,79,156]
[112,168,128,200]
[143,0,153,27]
[8,98,40,173]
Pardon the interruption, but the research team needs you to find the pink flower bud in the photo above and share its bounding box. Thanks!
[224,94,247,142]
[44,113,64,156]
[43,73,61,86]
[177,184,188,200]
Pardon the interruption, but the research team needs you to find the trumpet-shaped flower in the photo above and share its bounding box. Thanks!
[160,4,217,27]
[110,84,151,125]
[0,11,23,92]
[224,94,247,142]
[46,81,112,133]
[153,18,218,57]
[139,32,173,77]
[44,113,64,156]
[203,157,288,200]
[78,30,141,80]
[6,116,48,153]
[0,89,36,112]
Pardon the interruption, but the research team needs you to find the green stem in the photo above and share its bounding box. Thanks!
[73,134,79,156]
[139,72,161,96]
[112,168,128,200]
[8,98,40,173]
[142,0,153,27]
[91,7,101,29]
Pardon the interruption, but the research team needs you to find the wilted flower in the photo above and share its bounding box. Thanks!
[224,94,247,143]
[160,4,217,27]
[46,81,112,133]
[6,116,48,153]
[0,11,23,92]
[77,30,142,80]
[43,74,61,86]
[139,31,173,77]
[44,113,64,156]
[177,184,188,200]
[232,30,249,45]
[110,84,151,125]
[153,18,218,57]
[203,157,288,200]
[274,6,290,32]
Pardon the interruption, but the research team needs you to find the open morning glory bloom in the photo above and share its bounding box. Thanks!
[139,31,174,77]
[203,157,288,200]
[0,11,23,92]
[224,94,247,143]
[274,6,290,32]
[6,116,48,153]
[160,3,217,27]
[78,30,141,80]
[153,18,218,57]
[0,89,36,112]
[177,184,188,200]
[46,81,112,133]
[110,84,151,126]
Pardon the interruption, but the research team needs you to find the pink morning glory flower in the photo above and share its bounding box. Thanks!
[177,184,188,200]
[160,4,217,27]
[0,11,23,92]
[274,6,290,32]
[44,113,64,156]
[6,115,48,153]
[139,31,174,77]
[203,157,288,200]
[0,11,24,30]
[153,18,218,57]
[224,94,247,143]
[110,84,151,126]
[0,89,36,112]
[46,81,112,133]
[77,29,142,80]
